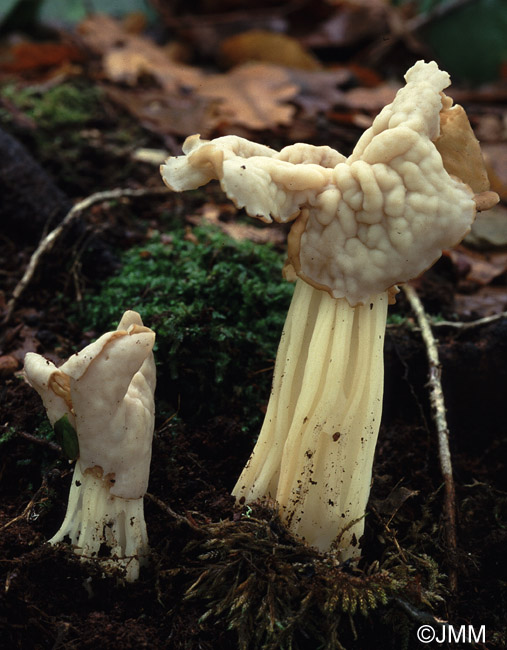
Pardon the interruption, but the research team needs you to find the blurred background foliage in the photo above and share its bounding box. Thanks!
[1,0,506,83]
[421,0,507,83]
[393,0,507,82]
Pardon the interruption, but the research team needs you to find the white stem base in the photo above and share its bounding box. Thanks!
[49,462,149,581]
[233,280,388,559]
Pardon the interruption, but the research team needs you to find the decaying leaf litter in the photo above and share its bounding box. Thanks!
[1,1,507,648]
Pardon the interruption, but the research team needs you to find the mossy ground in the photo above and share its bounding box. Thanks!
[77,225,294,431]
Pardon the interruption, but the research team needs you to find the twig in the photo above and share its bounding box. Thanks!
[0,477,49,532]
[402,284,458,593]
[370,506,408,565]
[387,309,507,331]
[145,492,203,531]
[431,310,507,330]
[16,430,62,453]
[3,186,169,324]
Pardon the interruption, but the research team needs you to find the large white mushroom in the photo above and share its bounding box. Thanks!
[24,310,156,581]
[160,61,498,559]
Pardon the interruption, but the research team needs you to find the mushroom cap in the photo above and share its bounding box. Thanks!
[24,311,156,499]
[161,61,499,306]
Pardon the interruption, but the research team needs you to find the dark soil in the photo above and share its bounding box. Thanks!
[1,91,506,650]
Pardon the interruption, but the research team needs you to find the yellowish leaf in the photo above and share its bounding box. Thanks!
[78,14,203,92]
[219,30,322,71]
[199,63,299,130]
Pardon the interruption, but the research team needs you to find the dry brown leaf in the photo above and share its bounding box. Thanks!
[302,3,388,49]
[287,67,350,116]
[187,203,286,245]
[0,41,84,73]
[342,83,398,111]
[198,63,299,130]
[454,286,507,318]
[465,205,507,250]
[447,245,507,286]
[78,14,203,92]
[105,86,219,137]
[2,320,41,368]
[78,17,299,133]
[219,30,322,70]
[481,143,507,202]
[0,355,19,377]
[372,485,418,518]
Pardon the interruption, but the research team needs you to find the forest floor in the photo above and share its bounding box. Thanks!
[1,4,507,649]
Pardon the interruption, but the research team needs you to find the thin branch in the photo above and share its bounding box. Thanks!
[16,430,62,453]
[431,310,507,330]
[387,309,507,331]
[402,283,458,593]
[3,186,169,324]
[145,492,203,531]
[0,477,49,532]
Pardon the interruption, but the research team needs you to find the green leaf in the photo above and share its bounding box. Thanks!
[53,414,79,461]
[423,0,507,83]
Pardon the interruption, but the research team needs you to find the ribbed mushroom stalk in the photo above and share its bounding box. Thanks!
[160,60,498,558]
[24,311,156,580]
[240,280,387,554]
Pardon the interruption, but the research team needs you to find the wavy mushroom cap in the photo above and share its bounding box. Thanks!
[161,60,499,306]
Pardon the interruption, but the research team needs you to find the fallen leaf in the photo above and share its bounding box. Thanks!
[465,205,507,250]
[287,67,350,117]
[455,286,507,318]
[372,485,419,518]
[78,16,299,133]
[122,11,148,35]
[0,41,84,73]
[447,245,507,286]
[104,85,219,137]
[2,319,40,368]
[474,113,506,143]
[302,2,388,49]
[341,83,398,111]
[198,63,298,130]
[0,355,18,377]
[219,30,322,70]
[78,14,203,92]
[187,202,286,245]
[481,143,507,202]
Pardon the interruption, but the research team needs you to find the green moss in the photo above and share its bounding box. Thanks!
[0,426,16,445]
[80,225,294,430]
[1,80,102,128]
[0,79,148,192]
[387,313,408,326]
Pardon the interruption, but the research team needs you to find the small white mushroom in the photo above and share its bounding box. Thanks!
[24,310,156,581]
[160,60,499,558]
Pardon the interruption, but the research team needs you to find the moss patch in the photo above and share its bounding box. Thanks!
[80,225,294,430]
